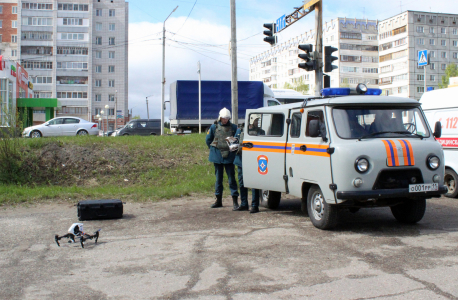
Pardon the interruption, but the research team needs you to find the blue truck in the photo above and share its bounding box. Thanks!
[169,80,279,133]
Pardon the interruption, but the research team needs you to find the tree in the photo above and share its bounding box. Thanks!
[340,78,350,88]
[132,115,141,120]
[283,77,310,95]
[438,64,458,89]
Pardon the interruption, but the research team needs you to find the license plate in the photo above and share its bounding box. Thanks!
[409,183,439,193]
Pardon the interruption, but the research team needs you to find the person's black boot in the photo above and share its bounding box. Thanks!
[211,195,223,208]
[250,206,260,214]
[232,196,239,211]
[234,205,249,211]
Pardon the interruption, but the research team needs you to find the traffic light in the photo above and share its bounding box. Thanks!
[298,44,317,71]
[324,46,338,73]
[263,23,277,46]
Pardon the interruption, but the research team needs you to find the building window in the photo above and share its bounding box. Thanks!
[442,64,447,70]
[0,21,3,28]
[61,33,84,40]
[454,41,458,47]
[95,51,102,58]
[417,87,425,93]
[416,26,424,33]
[96,23,102,31]
[96,37,102,45]
[11,20,17,28]
[417,38,424,45]
[430,27,435,33]
[0,35,2,43]
[31,76,52,84]
[109,51,115,59]
[58,4,88,11]
[431,51,436,58]
[95,65,101,73]
[22,17,53,26]
[430,39,435,45]
[95,80,101,87]
[109,37,115,45]
[108,80,115,87]
[417,74,424,81]
[441,27,446,34]
[109,23,115,31]
[454,52,458,59]
[11,50,17,57]
[11,35,17,43]
[108,109,114,116]
[22,3,53,10]
[441,52,447,58]
[95,94,101,102]
[57,47,88,55]
[96,9,102,16]
[63,18,83,26]
[430,75,436,81]
[57,92,87,99]
[109,95,115,101]
[340,32,362,39]
[108,66,115,73]
[441,40,446,46]
[57,62,88,69]
[430,63,435,70]
[109,9,115,17]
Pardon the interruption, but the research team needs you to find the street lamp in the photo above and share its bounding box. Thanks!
[105,104,109,137]
[96,114,101,134]
[115,90,118,131]
[100,110,104,137]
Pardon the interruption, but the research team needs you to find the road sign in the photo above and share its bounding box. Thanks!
[418,50,428,66]
[276,15,286,32]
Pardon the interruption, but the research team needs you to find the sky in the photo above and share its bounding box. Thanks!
[127,0,458,119]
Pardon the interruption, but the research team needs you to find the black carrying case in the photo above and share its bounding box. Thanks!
[77,199,123,221]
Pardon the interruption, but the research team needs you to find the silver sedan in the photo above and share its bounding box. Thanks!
[22,117,99,138]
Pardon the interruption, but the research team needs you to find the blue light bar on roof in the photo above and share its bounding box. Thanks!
[365,88,382,96]
[321,88,351,97]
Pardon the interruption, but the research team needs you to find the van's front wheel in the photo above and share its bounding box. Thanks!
[260,190,281,209]
[307,185,338,230]
[390,198,426,224]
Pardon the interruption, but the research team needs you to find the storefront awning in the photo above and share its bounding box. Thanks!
[16,98,62,109]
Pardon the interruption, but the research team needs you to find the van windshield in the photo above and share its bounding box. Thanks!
[332,107,430,139]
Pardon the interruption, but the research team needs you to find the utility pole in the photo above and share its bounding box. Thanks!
[197,61,202,134]
[314,0,323,96]
[230,0,238,125]
[161,6,178,135]
[146,94,153,120]
[115,90,118,130]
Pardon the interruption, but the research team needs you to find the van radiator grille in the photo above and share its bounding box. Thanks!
[372,169,424,190]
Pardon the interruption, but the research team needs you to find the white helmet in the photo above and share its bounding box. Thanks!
[218,108,231,121]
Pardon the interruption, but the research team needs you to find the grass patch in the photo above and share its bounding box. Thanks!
[0,133,235,205]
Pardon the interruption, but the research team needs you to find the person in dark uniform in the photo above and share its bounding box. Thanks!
[233,118,265,213]
[206,108,239,209]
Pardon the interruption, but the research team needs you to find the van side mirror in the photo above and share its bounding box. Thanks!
[434,121,442,138]
[309,120,320,137]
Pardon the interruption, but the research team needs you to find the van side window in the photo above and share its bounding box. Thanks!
[248,113,284,136]
[306,110,325,137]
[146,121,160,128]
[290,113,302,138]
[138,122,146,128]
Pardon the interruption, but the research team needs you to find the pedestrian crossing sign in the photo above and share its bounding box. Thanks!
[418,50,428,66]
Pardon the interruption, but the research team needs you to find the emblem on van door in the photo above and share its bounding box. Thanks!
[257,155,268,175]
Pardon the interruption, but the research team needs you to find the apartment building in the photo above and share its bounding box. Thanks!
[0,0,19,60]
[16,0,128,130]
[379,11,458,99]
[249,17,379,93]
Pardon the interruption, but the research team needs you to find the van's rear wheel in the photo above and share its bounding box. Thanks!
[260,190,281,209]
[390,198,426,224]
[444,169,458,198]
[307,185,338,230]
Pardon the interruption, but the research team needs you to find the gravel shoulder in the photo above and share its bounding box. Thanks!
[1,196,458,300]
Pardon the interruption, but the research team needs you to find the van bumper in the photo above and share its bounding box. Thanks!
[336,185,447,200]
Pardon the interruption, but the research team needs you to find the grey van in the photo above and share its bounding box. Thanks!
[116,119,161,136]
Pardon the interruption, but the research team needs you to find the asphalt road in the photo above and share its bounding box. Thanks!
[1,195,458,300]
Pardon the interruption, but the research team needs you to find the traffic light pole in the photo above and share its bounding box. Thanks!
[230,0,238,125]
[314,0,323,96]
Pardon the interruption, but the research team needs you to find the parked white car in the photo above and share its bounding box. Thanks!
[22,117,99,138]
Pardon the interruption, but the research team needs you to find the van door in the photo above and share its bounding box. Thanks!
[287,108,334,202]
[242,108,289,192]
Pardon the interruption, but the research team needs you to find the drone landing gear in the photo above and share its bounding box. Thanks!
[55,229,101,248]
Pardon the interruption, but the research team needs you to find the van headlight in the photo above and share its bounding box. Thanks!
[427,155,440,170]
[355,158,369,173]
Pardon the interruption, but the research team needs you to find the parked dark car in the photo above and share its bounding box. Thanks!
[114,119,161,136]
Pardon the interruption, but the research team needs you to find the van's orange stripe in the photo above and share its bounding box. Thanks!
[387,140,400,166]
[398,140,410,166]
[382,140,394,166]
[404,140,415,165]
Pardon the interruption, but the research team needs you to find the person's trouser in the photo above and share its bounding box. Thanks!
[214,163,239,197]
[251,188,260,207]
[237,166,248,207]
